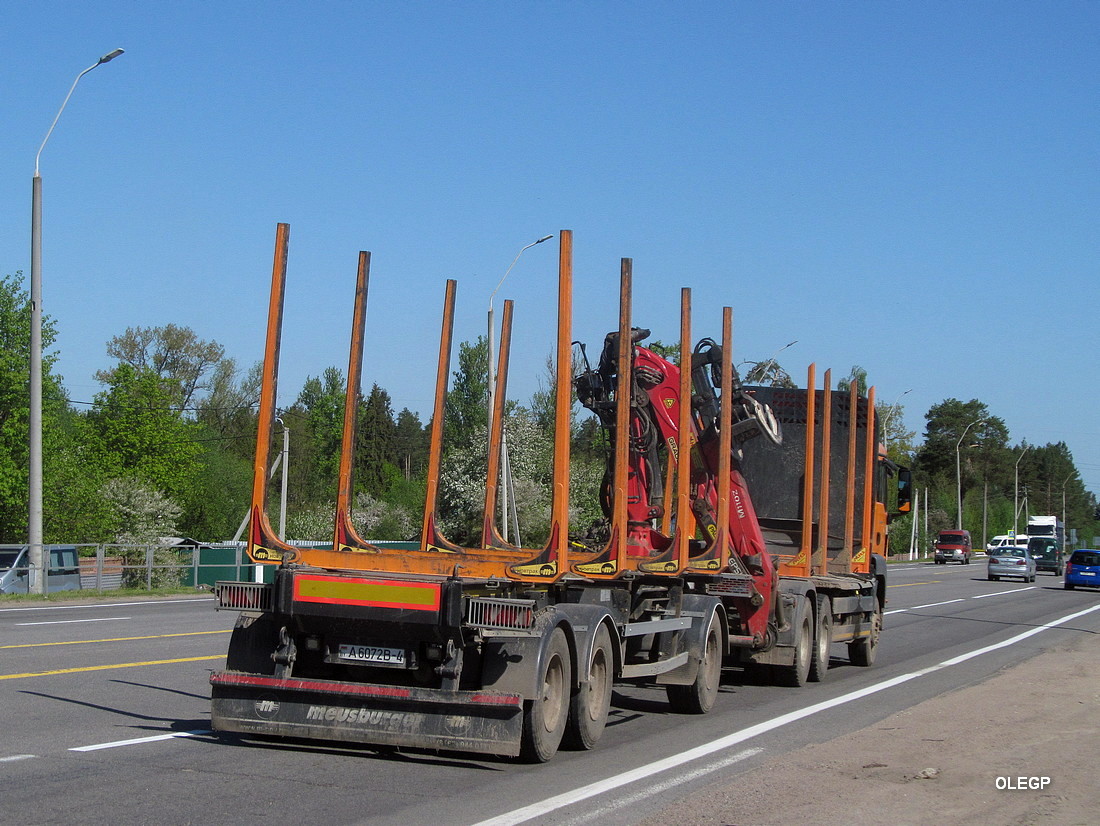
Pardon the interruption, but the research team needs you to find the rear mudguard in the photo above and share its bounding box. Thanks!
[210,671,523,756]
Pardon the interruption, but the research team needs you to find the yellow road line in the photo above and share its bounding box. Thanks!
[1,629,231,650]
[887,581,941,587]
[0,655,225,681]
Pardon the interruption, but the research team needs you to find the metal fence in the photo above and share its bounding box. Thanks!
[0,543,270,595]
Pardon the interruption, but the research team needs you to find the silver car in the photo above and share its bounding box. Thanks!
[987,546,1036,582]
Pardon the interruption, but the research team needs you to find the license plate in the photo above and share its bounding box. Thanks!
[338,643,407,667]
[1082,572,1096,577]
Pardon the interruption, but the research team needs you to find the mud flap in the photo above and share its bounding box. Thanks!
[211,671,523,757]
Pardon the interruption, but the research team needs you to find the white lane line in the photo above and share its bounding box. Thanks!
[887,598,965,615]
[474,603,1100,826]
[558,747,763,826]
[972,587,1036,599]
[70,729,210,752]
[17,617,130,626]
[0,599,215,613]
[0,754,37,763]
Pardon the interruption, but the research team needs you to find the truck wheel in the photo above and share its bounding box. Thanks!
[848,597,882,667]
[808,594,832,683]
[666,612,723,713]
[520,627,572,763]
[777,598,813,687]
[564,624,613,750]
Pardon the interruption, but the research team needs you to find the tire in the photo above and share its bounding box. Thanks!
[564,624,613,749]
[988,575,998,581]
[1065,582,1075,590]
[808,594,832,683]
[520,627,572,763]
[666,612,723,713]
[776,598,813,687]
[848,596,882,668]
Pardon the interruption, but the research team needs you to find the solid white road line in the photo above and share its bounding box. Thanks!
[0,599,215,613]
[474,602,1100,826]
[70,730,210,752]
[884,602,963,615]
[16,617,130,626]
[972,586,1036,598]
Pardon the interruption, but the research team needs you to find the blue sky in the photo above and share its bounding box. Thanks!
[3,2,1098,498]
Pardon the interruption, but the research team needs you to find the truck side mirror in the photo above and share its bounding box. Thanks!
[896,467,912,514]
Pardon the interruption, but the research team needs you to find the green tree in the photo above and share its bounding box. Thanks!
[296,367,346,495]
[0,272,67,541]
[444,336,489,452]
[96,324,225,410]
[195,358,261,460]
[86,363,202,501]
[356,383,397,496]
[393,407,429,480]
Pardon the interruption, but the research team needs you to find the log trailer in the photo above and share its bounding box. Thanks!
[210,225,912,761]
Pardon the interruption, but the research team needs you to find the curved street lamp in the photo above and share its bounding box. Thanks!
[29,48,125,594]
[740,340,797,385]
[880,388,912,448]
[955,418,985,531]
[486,235,553,543]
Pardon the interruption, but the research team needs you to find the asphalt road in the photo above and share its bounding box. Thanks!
[2,563,1098,826]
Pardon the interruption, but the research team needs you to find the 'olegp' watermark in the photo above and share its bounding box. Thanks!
[995,776,1051,790]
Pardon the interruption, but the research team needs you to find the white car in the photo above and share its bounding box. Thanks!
[987,535,1027,553]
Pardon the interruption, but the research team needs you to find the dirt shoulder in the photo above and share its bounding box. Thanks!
[642,626,1099,826]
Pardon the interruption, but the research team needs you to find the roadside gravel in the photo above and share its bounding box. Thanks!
[641,622,1099,826]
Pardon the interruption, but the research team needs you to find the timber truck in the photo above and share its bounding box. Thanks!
[210,226,912,761]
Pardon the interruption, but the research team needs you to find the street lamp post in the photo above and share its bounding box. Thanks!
[1013,444,1031,537]
[880,388,912,448]
[487,235,553,542]
[955,418,985,531]
[740,340,797,385]
[29,48,125,594]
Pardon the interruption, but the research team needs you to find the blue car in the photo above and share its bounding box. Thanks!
[1064,550,1100,590]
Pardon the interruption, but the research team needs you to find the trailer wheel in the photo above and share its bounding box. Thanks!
[564,624,613,750]
[848,597,882,667]
[520,627,572,763]
[808,594,831,683]
[777,597,812,687]
[666,612,723,713]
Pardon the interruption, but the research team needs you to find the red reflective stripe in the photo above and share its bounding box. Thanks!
[469,693,523,707]
[213,671,412,699]
[211,672,520,707]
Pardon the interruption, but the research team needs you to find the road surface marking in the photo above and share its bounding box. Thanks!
[16,617,130,626]
[972,586,1037,598]
[1,629,231,650]
[0,655,224,681]
[71,730,210,752]
[475,603,1100,826]
[0,598,215,613]
[887,581,940,588]
[886,598,965,614]
[557,747,763,826]
[0,754,37,763]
